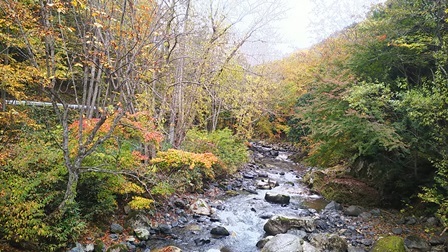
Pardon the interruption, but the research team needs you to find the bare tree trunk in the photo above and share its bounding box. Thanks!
[169,0,191,147]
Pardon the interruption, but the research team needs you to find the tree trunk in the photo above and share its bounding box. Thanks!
[58,163,79,212]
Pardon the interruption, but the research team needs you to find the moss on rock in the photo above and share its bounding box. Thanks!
[371,236,406,252]
[303,169,380,207]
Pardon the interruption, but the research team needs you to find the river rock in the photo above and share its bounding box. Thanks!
[371,236,406,252]
[257,179,279,189]
[257,172,269,178]
[325,201,343,211]
[256,236,273,248]
[243,172,256,179]
[69,242,85,252]
[343,205,364,216]
[190,199,212,216]
[426,217,439,227]
[110,223,124,234]
[302,241,318,251]
[392,227,403,235]
[404,235,430,251]
[152,246,182,252]
[261,234,303,252]
[265,192,290,205]
[158,223,172,234]
[308,233,348,252]
[210,226,230,236]
[264,216,316,235]
[106,243,128,252]
[134,228,150,240]
[127,213,152,229]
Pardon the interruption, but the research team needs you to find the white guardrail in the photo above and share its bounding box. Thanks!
[5,100,96,110]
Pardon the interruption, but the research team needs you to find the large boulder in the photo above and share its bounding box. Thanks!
[265,192,290,205]
[303,169,380,206]
[264,216,316,235]
[371,236,406,252]
[404,235,430,251]
[261,234,303,252]
[308,233,348,252]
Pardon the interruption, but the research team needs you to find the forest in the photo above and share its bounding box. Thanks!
[0,0,447,250]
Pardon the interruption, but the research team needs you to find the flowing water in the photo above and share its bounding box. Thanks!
[150,145,328,251]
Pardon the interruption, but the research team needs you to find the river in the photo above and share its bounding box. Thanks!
[147,143,328,251]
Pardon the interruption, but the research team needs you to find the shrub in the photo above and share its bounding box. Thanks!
[0,136,83,251]
[150,149,219,192]
[182,128,249,176]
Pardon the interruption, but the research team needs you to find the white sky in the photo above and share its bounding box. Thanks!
[244,0,387,63]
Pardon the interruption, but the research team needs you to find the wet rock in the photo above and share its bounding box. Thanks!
[210,226,230,236]
[263,215,316,235]
[242,172,256,179]
[257,179,279,189]
[269,150,279,157]
[308,233,348,252]
[404,235,430,251]
[261,233,302,252]
[190,199,212,216]
[265,192,290,205]
[344,205,364,216]
[134,228,150,241]
[210,215,220,222]
[110,223,124,234]
[260,212,275,219]
[325,201,343,211]
[194,238,211,245]
[371,236,406,252]
[256,236,273,248]
[257,172,269,178]
[243,187,258,194]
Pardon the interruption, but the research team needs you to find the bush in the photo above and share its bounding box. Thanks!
[182,128,249,176]
[151,149,219,192]
[0,136,83,251]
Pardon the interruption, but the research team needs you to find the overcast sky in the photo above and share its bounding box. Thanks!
[244,0,387,63]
